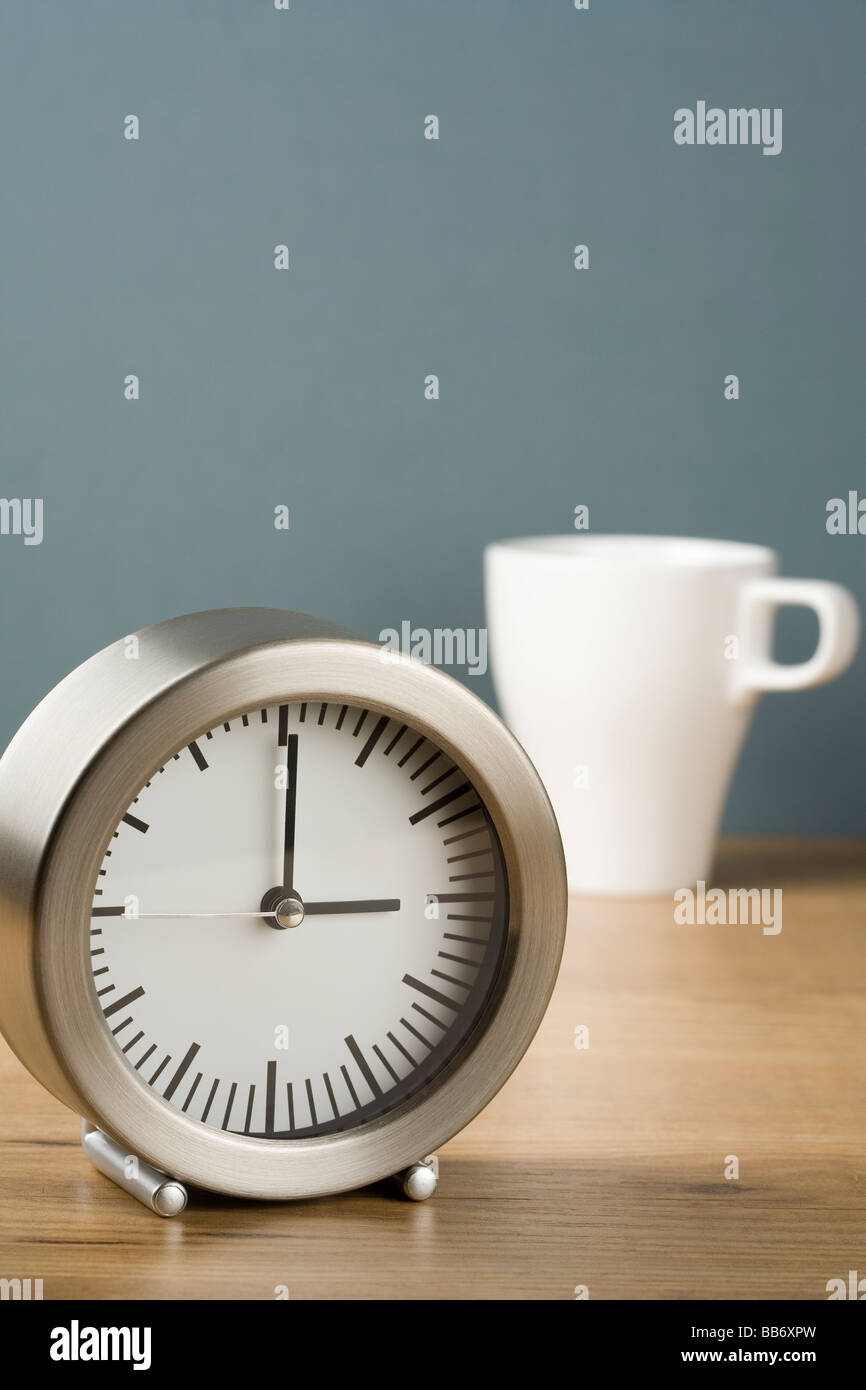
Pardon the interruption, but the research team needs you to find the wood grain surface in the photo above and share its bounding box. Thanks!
[1,836,864,1300]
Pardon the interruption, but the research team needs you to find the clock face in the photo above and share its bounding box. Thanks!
[90,701,508,1139]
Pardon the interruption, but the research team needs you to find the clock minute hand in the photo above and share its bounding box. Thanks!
[281,728,299,891]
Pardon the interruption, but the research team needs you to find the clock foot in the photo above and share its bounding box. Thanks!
[394,1154,439,1201]
[80,1120,188,1217]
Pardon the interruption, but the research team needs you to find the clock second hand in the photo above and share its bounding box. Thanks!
[134,899,401,919]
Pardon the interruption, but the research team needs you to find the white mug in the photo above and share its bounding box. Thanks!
[484,535,860,896]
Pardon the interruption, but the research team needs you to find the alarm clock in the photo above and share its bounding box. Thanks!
[0,609,566,1214]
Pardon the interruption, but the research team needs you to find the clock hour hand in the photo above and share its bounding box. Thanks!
[304,899,401,915]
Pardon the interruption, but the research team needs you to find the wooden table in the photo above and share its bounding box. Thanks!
[1,837,864,1300]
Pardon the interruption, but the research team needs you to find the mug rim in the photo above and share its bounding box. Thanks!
[485,534,777,570]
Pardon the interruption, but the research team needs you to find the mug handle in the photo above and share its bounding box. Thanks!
[734,578,860,699]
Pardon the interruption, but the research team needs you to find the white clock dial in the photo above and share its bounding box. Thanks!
[90,701,508,1138]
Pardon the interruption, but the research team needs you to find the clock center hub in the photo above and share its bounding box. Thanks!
[260,885,305,930]
[274,896,305,930]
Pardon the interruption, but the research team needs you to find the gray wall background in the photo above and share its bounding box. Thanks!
[1,0,863,832]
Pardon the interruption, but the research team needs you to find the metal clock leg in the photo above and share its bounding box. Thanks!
[394,1154,439,1201]
[80,1120,188,1217]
